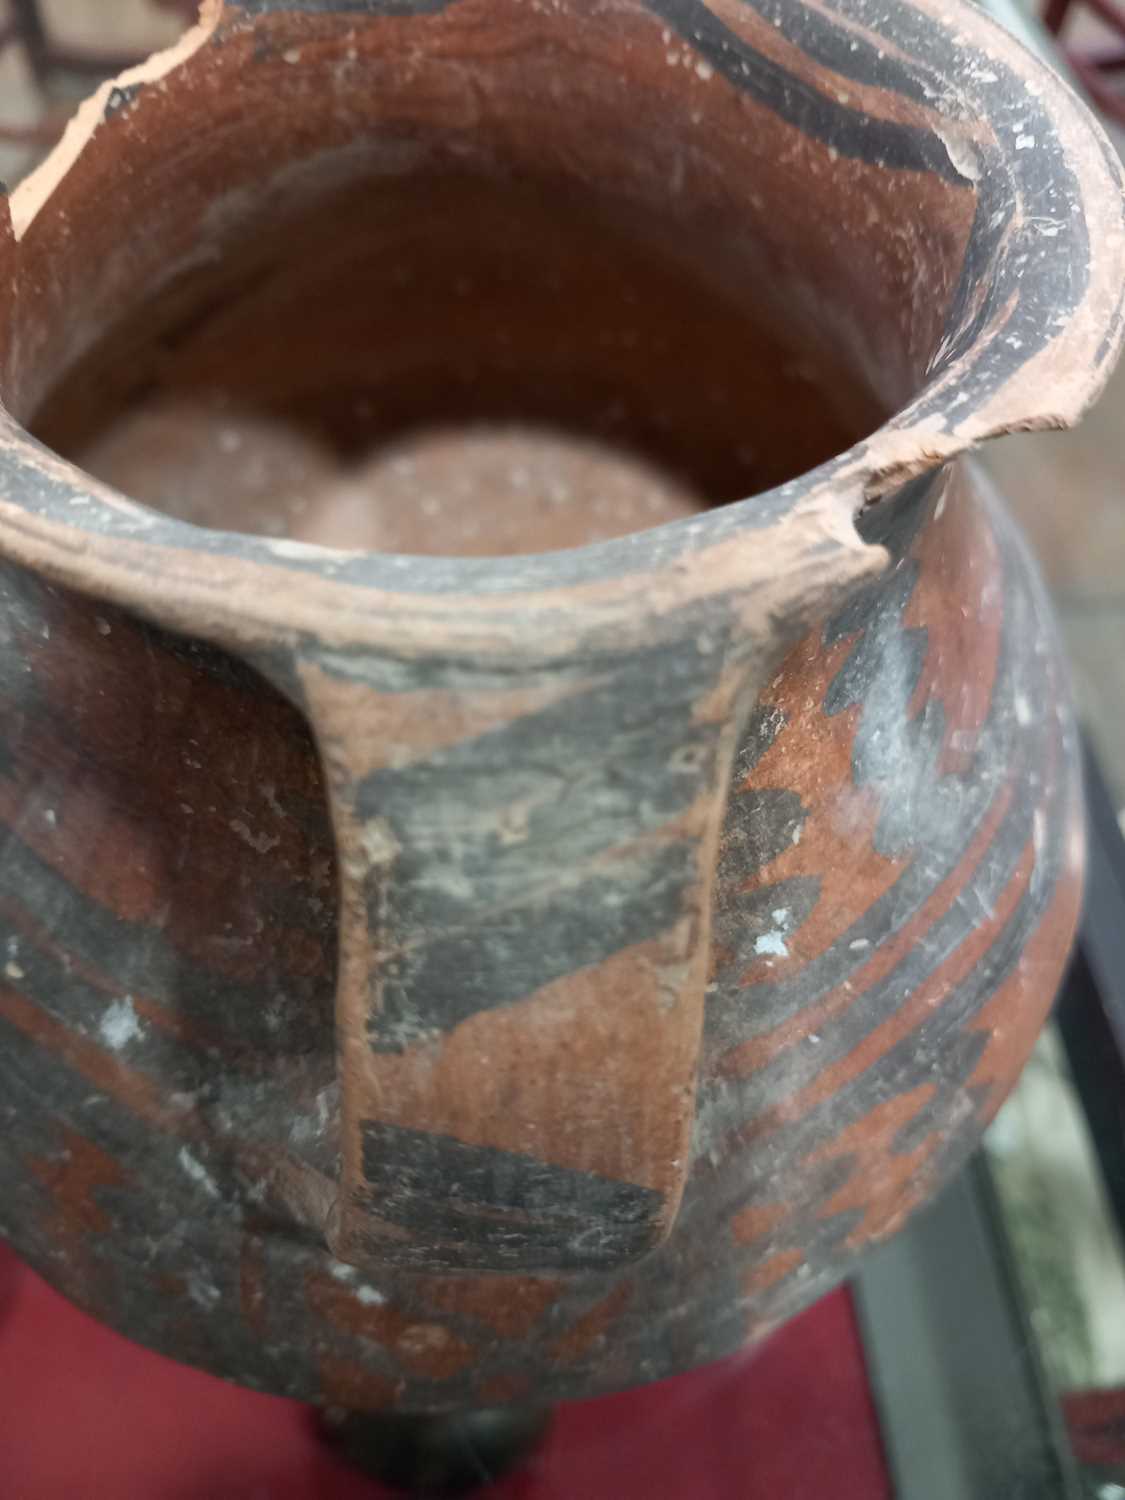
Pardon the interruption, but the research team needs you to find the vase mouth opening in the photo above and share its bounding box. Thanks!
[0,0,1121,570]
[18,154,897,559]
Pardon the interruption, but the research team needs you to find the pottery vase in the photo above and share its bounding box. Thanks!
[0,0,1121,1415]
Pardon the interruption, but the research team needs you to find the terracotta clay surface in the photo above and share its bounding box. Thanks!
[82,414,711,553]
[0,0,1119,1412]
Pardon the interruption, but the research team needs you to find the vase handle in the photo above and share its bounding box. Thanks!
[297,639,746,1275]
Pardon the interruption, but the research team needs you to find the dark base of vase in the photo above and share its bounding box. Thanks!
[319,1403,553,1495]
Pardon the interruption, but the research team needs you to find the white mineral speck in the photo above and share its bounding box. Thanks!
[187,1274,221,1309]
[360,817,400,869]
[755,930,789,958]
[178,1146,220,1199]
[100,996,143,1051]
[230,819,280,855]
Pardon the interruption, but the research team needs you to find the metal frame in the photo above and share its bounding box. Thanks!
[1056,742,1125,1249]
[854,1154,1083,1500]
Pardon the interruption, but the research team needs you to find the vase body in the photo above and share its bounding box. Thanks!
[0,0,1120,1412]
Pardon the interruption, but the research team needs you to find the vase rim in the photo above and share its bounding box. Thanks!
[0,0,1120,653]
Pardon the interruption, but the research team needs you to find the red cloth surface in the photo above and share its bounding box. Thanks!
[1062,1387,1125,1471]
[0,1241,890,1498]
